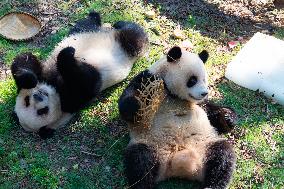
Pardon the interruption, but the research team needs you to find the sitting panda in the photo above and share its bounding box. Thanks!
[11,11,148,138]
[118,46,237,189]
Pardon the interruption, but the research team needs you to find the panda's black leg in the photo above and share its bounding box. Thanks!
[124,143,160,189]
[203,140,236,189]
[202,102,238,134]
[119,70,158,123]
[69,11,101,35]
[114,21,148,57]
[88,11,101,26]
[57,47,102,113]
[11,53,42,90]
[56,47,77,81]
[57,46,100,84]
[113,21,132,30]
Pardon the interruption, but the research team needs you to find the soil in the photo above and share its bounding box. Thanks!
[0,61,10,81]
[151,0,283,41]
[7,0,82,46]
[0,0,83,81]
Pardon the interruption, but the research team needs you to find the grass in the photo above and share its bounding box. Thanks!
[0,0,283,188]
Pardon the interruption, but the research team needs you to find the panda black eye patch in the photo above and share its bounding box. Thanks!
[187,76,198,88]
[37,106,49,115]
[24,96,30,107]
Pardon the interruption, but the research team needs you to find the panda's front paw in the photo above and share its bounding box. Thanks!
[15,70,38,89]
[222,107,238,130]
[119,97,140,123]
[57,47,77,76]
[38,126,55,139]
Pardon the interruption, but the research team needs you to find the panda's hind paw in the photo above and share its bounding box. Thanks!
[88,11,101,23]
[38,126,55,139]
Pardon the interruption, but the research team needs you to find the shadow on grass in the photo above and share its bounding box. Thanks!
[147,0,278,42]
[214,81,283,125]
[212,81,283,187]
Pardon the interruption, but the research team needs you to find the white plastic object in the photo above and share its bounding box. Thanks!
[225,32,284,105]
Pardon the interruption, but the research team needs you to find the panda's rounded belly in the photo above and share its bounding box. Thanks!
[148,109,219,181]
[99,63,132,90]
[148,106,218,146]
[130,103,220,181]
[82,48,133,91]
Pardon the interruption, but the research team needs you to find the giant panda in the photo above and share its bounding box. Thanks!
[11,11,148,138]
[118,46,237,189]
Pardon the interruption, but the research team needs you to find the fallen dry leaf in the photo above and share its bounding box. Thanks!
[145,10,156,19]
[173,29,184,39]
[180,40,194,51]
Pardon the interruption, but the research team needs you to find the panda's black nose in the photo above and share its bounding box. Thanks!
[201,92,208,97]
[33,93,43,102]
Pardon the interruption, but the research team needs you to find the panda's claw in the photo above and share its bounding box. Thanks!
[222,107,238,129]
[38,126,55,139]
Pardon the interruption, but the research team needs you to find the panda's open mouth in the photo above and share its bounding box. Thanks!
[37,106,49,115]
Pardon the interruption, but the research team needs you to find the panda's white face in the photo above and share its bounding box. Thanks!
[150,47,209,103]
[15,83,62,131]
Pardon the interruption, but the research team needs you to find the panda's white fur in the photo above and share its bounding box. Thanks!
[45,30,135,91]
[129,98,222,181]
[15,30,134,132]
[15,83,62,132]
[119,46,236,189]
[12,13,148,136]
[129,49,219,181]
[148,50,208,102]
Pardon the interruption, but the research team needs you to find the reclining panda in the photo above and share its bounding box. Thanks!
[11,11,148,138]
[119,46,238,189]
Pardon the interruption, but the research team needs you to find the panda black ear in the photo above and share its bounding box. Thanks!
[199,50,209,63]
[167,46,182,62]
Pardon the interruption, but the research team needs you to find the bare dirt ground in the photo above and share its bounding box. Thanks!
[1,0,284,78]
[0,61,9,80]
[3,0,81,44]
[151,0,283,41]
[1,0,283,80]
[0,0,83,81]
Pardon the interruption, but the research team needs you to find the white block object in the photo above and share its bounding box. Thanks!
[225,32,284,105]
